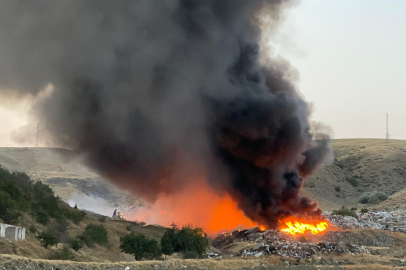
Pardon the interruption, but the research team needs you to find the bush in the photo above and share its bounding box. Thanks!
[183,250,200,259]
[161,225,176,256]
[120,233,162,260]
[335,187,341,192]
[0,167,83,227]
[346,178,359,187]
[359,191,388,205]
[361,208,369,214]
[29,225,37,234]
[68,237,85,251]
[1,209,21,225]
[48,246,76,261]
[78,224,108,247]
[332,207,357,218]
[52,217,69,243]
[369,192,388,204]
[160,223,209,256]
[35,208,51,225]
[36,231,58,249]
[64,208,86,225]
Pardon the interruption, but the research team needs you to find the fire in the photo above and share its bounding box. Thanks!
[131,179,257,235]
[279,217,330,236]
[259,225,266,231]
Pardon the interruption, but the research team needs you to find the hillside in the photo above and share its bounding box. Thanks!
[0,166,167,262]
[0,147,143,216]
[304,139,406,211]
[1,139,406,214]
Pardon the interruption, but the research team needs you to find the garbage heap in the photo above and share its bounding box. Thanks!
[212,227,369,260]
[325,210,406,233]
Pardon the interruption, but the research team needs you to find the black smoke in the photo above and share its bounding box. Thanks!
[0,0,332,228]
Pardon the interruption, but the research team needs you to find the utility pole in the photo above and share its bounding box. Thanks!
[36,123,40,146]
[386,113,389,142]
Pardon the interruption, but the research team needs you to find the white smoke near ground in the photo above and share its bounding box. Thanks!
[67,193,118,217]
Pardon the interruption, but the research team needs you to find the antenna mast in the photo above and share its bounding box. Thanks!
[36,123,40,146]
[386,113,389,142]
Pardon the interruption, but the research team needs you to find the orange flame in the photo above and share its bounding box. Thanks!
[279,217,330,236]
[259,225,266,231]
[131,179,257,235]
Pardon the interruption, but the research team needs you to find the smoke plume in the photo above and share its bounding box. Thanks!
[0,0,331,229]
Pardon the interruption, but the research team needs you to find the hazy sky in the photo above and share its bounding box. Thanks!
[0,0,405,146]
[278,0,406,140]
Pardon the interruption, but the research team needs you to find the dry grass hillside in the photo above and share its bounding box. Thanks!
[304,139,406,211]
[0,147,143,215]
[1,139,406,214]
[0,211,167,262]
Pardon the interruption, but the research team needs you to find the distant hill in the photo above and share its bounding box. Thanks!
[1,139,406,214]
[304,139,406,211]
[0,147,143,216]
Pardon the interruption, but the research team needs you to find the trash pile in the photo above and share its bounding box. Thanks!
[212,227,369,259]
[210,211,406,260]
[325,210,406,233]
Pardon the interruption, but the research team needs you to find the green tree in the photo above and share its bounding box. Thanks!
[161,228,175,255]
[160,223,208,256]
[78,224,108,247]
[120,233,162,260]
[69,237,85,251]
[36,231,58,249]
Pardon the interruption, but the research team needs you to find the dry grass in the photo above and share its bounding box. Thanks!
[304,139,406,211]
[0,254,268,270]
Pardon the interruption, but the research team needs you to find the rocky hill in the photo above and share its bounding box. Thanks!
[1,139,406,214]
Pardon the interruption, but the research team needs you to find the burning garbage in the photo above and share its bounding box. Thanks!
[279,217,330,236]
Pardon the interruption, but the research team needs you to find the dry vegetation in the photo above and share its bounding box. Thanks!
[0,210,166,263]
[304,139,406,211]
[2,139,406,269]
[2,139,406,213]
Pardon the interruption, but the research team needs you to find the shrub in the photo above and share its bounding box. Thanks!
[35,208,51,225]
[358,192,371,204]
[65,208,86,225]
[29,225,37,234]
[0,167,83,227]
[78,224,108,247]
[332,207,357,218]
[36,231,58,249]
[68,237,84,252]
[369,192,388,205]
[1,209,21,225]
[53,217,69,243]
[161,226,176,256]
[361,208,369,214]
[160,223,209,256]
[183,250,200,259]
[335,187,341,192]
[48,246,76,261]
[120,233,162,260]
[359,191,388,205]
[346,178,359,187]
